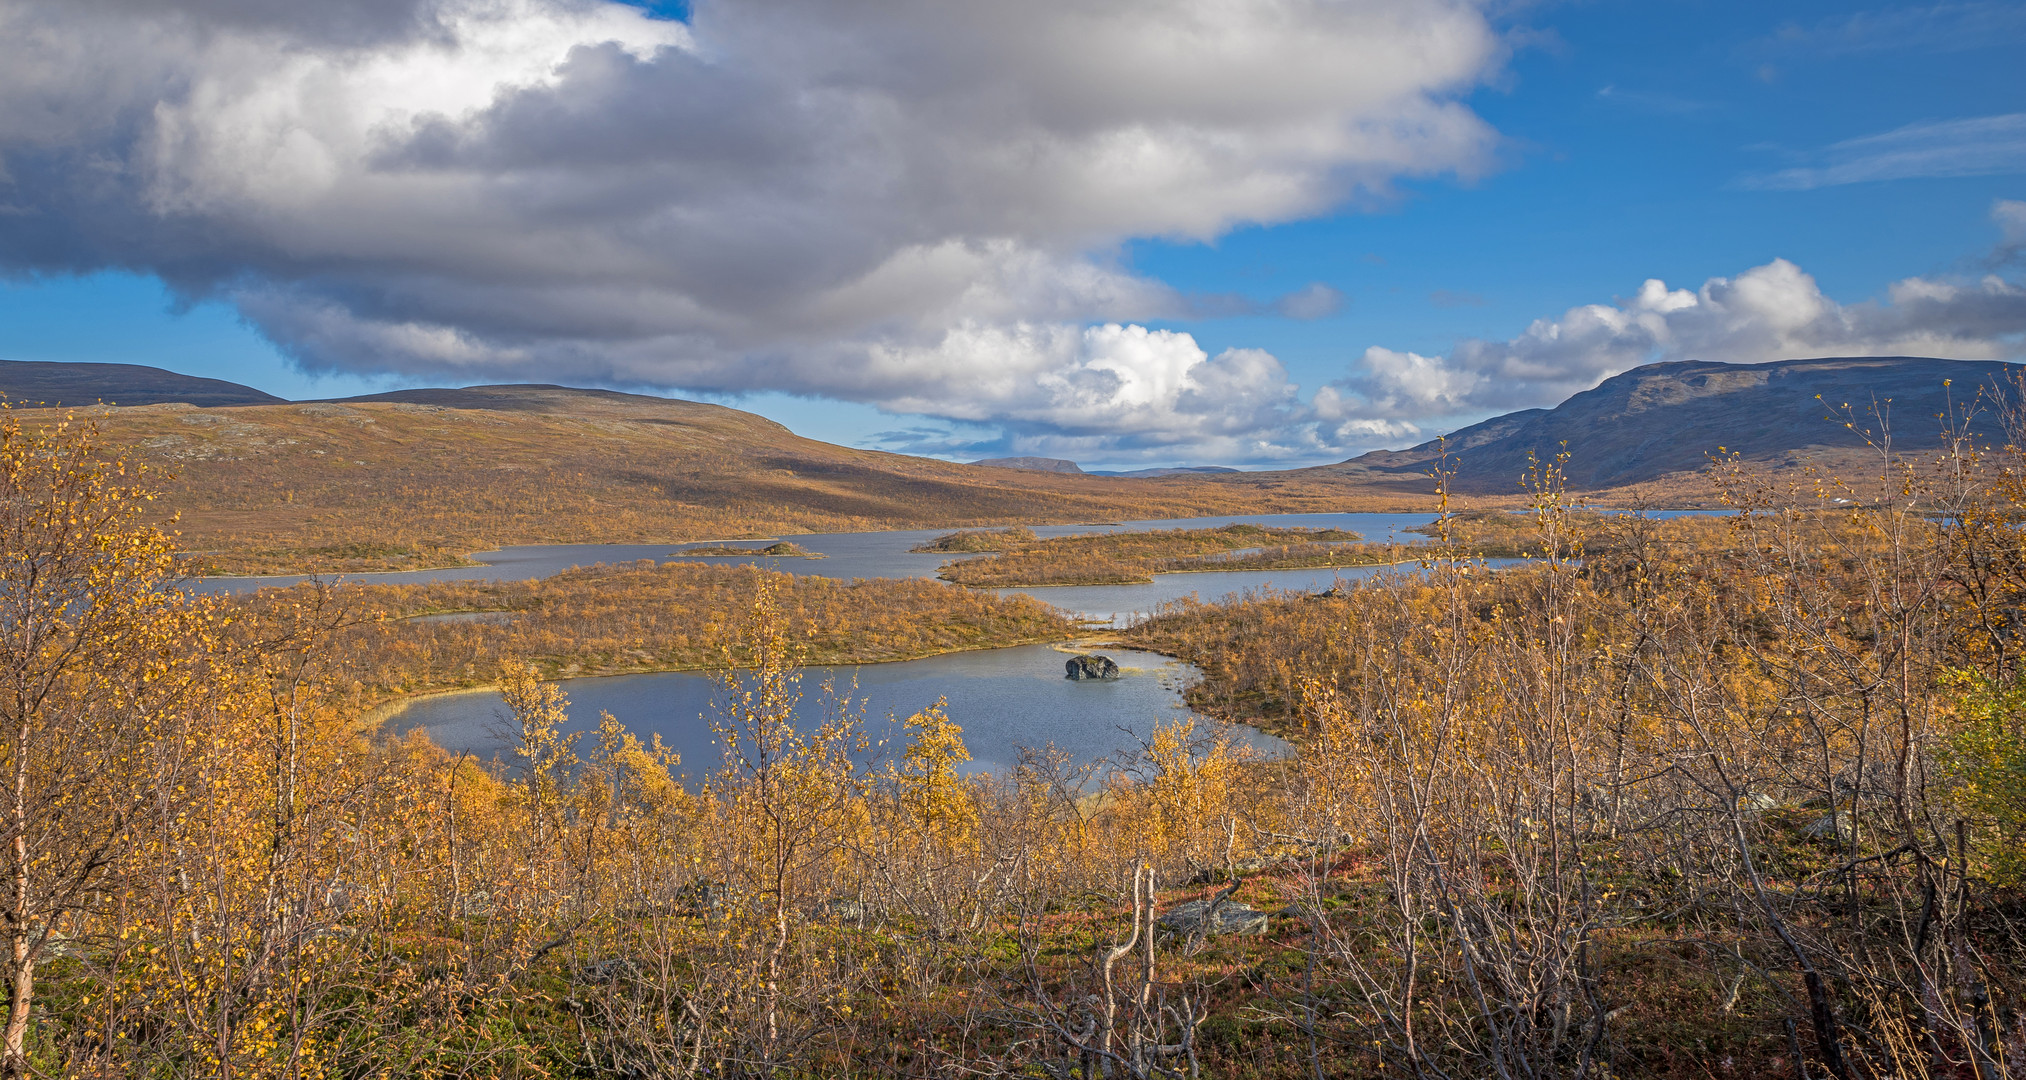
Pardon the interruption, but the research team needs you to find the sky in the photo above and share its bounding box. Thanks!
[0,0,2022,470]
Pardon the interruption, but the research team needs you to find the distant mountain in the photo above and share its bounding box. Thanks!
[0,359,284,408]
[969,458,1243,478]
[1089,466,1242,478]
[327,383,792,428]
[970,456,1085,474]
[1342,356,2023,491]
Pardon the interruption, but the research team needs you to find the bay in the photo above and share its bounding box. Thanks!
[387,643,1285,781]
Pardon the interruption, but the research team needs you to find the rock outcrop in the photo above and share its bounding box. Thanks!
[1065,654,1121,680]
[1157,899,1269,937]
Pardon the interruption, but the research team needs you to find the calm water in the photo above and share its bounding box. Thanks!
[990,561,1485,627]
[387,643,1285,780]
[192,511,1445,616]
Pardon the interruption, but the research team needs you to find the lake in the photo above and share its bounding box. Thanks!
[193,511,1446,621]
[988,561,1478,626]
[386,643,1287,781]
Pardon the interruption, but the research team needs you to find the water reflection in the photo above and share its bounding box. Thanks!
[387,643,1287,782]
[189,511,1569,623]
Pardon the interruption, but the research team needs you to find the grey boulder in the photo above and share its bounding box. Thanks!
[1065,654,1121,680]
[1802,812,1855,844]
[1157,900,1269,937]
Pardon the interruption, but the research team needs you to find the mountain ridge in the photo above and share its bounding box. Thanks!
[1341,356,2022,491]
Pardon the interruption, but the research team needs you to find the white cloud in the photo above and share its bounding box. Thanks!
[1273,282,1348,320]
[1741,113,2026,190]
[1996,198,2026,262]
[869,323,1301,444]
[1999,200,2026,240]
[6,0,2019,467]
[1755,2,2026,57]
[0,0,1503,456]
[855,244,2026,464]
[1326,257,2026,433]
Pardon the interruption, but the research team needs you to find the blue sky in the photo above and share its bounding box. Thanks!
[1,0,2021,466]
[1130,0,2026,442]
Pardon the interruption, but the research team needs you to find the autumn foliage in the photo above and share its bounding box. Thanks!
[927,523,1409,587]
[7,407,2026,1078]
[292,559,1083,709]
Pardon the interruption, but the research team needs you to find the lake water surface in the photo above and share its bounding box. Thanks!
[195,511,1444,617]
[260,511,1691,772]
[388,643,1284,780]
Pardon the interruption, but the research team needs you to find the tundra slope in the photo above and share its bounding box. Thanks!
[2,371,1415,573]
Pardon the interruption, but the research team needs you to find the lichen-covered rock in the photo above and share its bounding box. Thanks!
[674,880,727,915]
[821,897,868,922]
[577,958,636,984]
[1157,900,1268,937]
[1802,812,1855,843]
[1065,654,1121,680]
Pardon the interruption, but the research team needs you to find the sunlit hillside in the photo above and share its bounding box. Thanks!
[31,384,1428,573]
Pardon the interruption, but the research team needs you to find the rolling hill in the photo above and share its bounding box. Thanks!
[2,366,1412,573]
[1337,356,2022,493]
[11,354,2015,572]
[0,358,285,408]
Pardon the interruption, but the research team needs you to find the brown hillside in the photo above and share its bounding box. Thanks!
[0,358,285,408]
[38,385,1423,573]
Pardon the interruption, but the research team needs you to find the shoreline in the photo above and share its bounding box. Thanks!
[188,504,1715,579]
[361,632,1093,728]
[191,511,1461,579]
[948,551,1491,589]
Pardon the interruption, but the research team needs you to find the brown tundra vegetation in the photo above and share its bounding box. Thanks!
[924,524,1401,588]
[4,405,2026,1078]
[307,560,1082,709]
[17,391,1428,576]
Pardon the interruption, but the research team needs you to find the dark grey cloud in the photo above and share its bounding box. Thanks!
[59,0,444,47]
[19,0,2008,468]
[0,0,1504,463]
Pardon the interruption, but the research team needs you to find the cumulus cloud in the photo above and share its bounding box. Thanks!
[865,241,2026,463]
[1323,256,2026,437]
[0,0,1502,458]
[865,322,1310,457]
[10,0,2017,467]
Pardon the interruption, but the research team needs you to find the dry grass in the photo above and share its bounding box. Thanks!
[20,390,1438,574]
[262,560,1085,709]
[930,523,1401,587]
